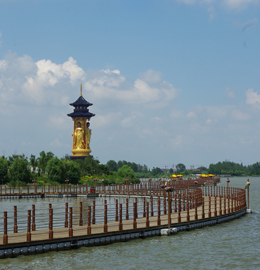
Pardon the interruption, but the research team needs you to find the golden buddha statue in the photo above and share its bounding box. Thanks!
[74,121,85,149]
[86,122,91,149]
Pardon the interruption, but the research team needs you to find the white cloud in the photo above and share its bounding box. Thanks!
[85,69,178,106]
[241,18,258,32]
[177,0,259,10]
[48,114,70,129]
[231,109,250,120]
[121,112,141,128]
[187,111,197,118]
[1,53,260,168]
[93,112,122,129]
[23,57,85,105]
[223,0,259,9]
[246,89,260,105]
[177,0,197,4]
[225,88,235,98]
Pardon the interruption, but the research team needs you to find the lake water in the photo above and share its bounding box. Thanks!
[0,177,259,270]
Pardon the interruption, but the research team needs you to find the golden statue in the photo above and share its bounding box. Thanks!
[74,121,85,149]
[68,84,95,159]
[86,122,91,149]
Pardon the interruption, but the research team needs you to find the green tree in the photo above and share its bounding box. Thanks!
[37,151,54,175]
[176,163,186,173]
[46,157,65,183]
[117,165,136,180]
[10,157,32,184]
[151,167,163,176]
[248,162,260,175]
[64,161,81,184]
[0,157,9,184]
[30,154,38,173]
[98,164,110,175]
[117,160,128,169]
[106,160,118,171]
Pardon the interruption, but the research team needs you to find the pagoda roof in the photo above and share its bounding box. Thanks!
[68,94,95,119]
[70,96,93,107]
[67,111,95,118]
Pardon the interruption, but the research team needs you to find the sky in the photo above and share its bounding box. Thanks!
[0,0,260,170]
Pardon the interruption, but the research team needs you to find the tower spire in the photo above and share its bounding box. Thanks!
[80,82,82,96]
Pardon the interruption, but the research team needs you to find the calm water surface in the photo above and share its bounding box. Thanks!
[0,177,259,270]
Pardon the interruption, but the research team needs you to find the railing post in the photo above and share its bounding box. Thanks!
[65,202,68,227]
[104,200,108,233]
[228,196,230,214]
[119,204,123,231]
[186,199,190,222]
[157,197,161,225]
[224,192,226,214]
[208,197,211,218]
[164,195,166,215]
[92,201,96,224]
[214,197,217,217]
[27,210,31,242]
[202,197,205,219]
[14,206,18,233]
[126,198,129,220]
[135,197,138,218]
[69,207,73,237]
[168,192,171,228]
[87,206,91,234]
[219,196,222,215]
[133,202,137,229]
[178,193,181,223]
[115,199,118,221]
[143,197,146,218]
[3,211,8,244]
[246,179,250,209]
[174,192,177,213]
[49,208,53,239]
[194,197,198,220]
[151,196,154,217]
[183,193,185,211]
[32,204,36,231]
[79,202,83,226]
[146,201,149,227]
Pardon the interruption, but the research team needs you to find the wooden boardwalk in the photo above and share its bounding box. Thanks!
[0,196,245,248]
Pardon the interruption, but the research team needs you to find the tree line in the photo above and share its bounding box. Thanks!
[1,153,260,187]
[207,161,260,176]
[0,152,141,186]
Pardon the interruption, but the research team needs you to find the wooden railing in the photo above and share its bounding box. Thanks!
[0,184,246,245]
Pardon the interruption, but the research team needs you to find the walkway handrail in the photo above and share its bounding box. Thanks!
[0,185,246,246]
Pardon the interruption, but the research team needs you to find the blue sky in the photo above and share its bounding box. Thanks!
[0,0,260,169]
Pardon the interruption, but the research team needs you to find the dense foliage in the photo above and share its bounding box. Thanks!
[0,152,140,186]
[106,160,148,173]
[1,153,260,186]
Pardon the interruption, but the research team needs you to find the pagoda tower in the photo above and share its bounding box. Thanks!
[67,84,95,159]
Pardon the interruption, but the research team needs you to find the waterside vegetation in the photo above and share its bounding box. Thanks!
[0,153,260,186]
